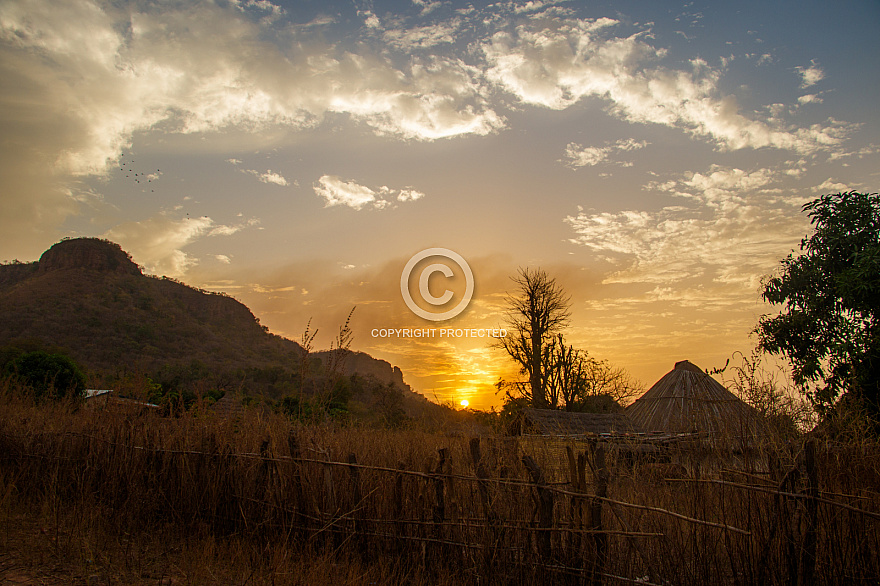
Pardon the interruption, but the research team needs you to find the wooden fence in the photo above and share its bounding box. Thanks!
[3,429,880,585]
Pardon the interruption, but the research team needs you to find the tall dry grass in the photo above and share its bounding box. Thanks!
[2,380,880,585]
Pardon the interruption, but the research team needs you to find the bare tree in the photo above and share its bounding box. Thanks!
[544,334,641,410]
[497,268,570,408]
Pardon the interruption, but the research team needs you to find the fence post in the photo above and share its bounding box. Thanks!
[286,431,307,536]
[799,439,819,586]
[470,438,496,523]
[588,442,609,586]
[321,449,340,547]
[471,438,498,575]
[522,454,554,564]
[394,460,407,551]
[566,445,587,577]
[347,452,366,555]
[433,448,448,537]
[258,437,273,502]
[777,445,803,584]
[501,437,518,479]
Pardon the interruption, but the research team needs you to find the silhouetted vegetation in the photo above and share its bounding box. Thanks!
[758,190,880,430]
[495,268,640,414]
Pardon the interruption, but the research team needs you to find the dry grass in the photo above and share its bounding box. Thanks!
[2,382,880,585]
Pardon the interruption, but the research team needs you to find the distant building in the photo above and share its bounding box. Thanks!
[209,393,248,420]
[84,389,161,410]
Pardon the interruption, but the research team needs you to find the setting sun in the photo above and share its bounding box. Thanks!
[1,0,876,412]
[460,399,469,408]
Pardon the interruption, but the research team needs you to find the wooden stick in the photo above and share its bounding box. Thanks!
[666,478,880,521]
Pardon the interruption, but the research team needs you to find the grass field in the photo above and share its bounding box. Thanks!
[2,384,880,585]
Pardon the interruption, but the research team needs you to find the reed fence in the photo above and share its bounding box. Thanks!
[2,417,880,585]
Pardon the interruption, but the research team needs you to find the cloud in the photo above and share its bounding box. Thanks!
[314,176,378,210]
[0,0,512,244]
[0,0,862,257]
[563,138,648,168]
[244,169,291,186]
[812,178,852,193]
[207,218,259,237]
[648,165,781,205]
[103,213,258,276]
[565,164,810,292]
[325,54,505,140]
[230,0,285,19]
[827,144,880,162]
[0,0,852,178]
[1,4,499,169]
[797,94,822,105]
[228,159,292,186]
[104,215,215,277]
[361,10,381,29]
[382,21,461,49]
[412,0,444,16]
[397,189,425,202]
[797,61,824,88]
[481,18,848,154]
[313,176,425,209]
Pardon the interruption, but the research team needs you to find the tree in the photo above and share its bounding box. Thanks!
[496,268,639,412]
[757,191,880,416]
[547,336,640,411]
[497,268,570,408]
[4,350,86,399]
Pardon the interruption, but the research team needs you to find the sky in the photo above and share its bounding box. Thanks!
[1,0,879,409]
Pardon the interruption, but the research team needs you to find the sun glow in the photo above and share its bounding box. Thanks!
[460,399,469,408]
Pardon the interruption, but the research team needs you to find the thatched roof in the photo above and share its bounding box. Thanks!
[517,408,642,437]
[626,360,769,445]
[210,394,247,420]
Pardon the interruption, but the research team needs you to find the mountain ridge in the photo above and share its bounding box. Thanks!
[0,238,416,406]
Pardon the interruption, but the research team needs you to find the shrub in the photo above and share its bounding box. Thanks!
[4,350,86,399]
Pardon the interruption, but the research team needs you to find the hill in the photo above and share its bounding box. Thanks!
[0,238,439,419]
[0,238,300,377]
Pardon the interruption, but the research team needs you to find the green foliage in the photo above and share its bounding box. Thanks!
[370,380,407,428]
[757,191,880,415]
[277,393,350,423]
[4,350,86,399]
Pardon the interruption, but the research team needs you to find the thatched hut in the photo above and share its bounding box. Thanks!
[511,408,654,479]
[210,393,248,420]
[515,408,642,437]
[626,360,771,450]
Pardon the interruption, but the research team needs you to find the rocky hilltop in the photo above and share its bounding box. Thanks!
[327,350,408,390]
[37,238,142,275]
[0,238,421,409]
